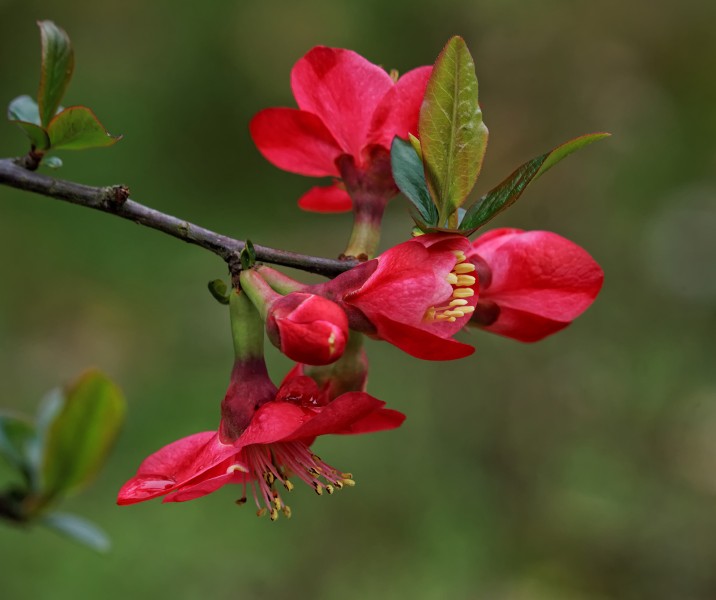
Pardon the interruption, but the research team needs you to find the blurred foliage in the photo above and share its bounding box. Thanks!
[1,0,715,598]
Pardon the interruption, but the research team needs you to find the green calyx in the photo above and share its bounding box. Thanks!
[229,287,266,361]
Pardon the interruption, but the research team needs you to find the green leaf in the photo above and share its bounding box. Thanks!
[391,138,439,226]
[240,240,256,270]
[37,21,75,128]
[8,95,50,150]
[40,370,125,499]
[43,156,63,169]
[42,512,111,553]
[208,279,230,305]
[47,107,121,150]
[419,36,488,224]
[460,132,611,232]
[0,413,36,478]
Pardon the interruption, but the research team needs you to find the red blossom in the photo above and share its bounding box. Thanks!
[250,46,431,212]
[266,292,349,366]
[311,234,479,360]
[117,367,403,518]
[467,228,604,341]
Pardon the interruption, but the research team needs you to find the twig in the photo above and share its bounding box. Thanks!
[0,158,358,278]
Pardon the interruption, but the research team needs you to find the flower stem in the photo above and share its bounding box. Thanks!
[229,288,265,361]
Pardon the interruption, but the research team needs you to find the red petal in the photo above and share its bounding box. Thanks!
[366,66,432,148]
[284,392,390,440]
[162,471,243,503]
[117,432,237,505]
[249,108,342,176]
[371,313,475,360]
[290,46,393,158]
[337,407,406,435]
[233,402,312,450]
[470,230,604,340]
[298,184,353,213]
[474,304,571,342]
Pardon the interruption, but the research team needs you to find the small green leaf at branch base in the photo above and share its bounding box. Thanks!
[0,413,36,477]
[42,512,111,553]
[37,21,75,128]
[240,240,257,270]
[391,137,438,226]
[419,36,488,224]
[8,95,50,150]
[460,132,611,233]
[47,107,121,150]
[40,370,125,499]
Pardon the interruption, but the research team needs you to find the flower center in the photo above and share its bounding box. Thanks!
[236,442,354,521]
[424,250,477,323]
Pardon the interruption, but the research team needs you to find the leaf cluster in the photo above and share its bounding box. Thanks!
[391,36,609,235]
[0,370,125,552]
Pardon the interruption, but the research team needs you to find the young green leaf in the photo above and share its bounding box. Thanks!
[460,132,611,232]
[0,413,36,479]
[47,107,121,150]
[208,279,231,305]
[40,370,125,499]
[37,21,75,128]
[42,512,111,553]
[391,137,438,226]
[8,95,50,150]
[43,156,63,169]
[419,36,488,224]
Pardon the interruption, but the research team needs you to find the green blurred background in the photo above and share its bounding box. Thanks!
[1,0,716,598]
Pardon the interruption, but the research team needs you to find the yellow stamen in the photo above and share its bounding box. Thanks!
[270,508,279,521]
[456,275,476,286]
[453,288,475,299]
[235,497,247,506]
[342,478,356,487]
[284,480,294,492]
[446,273,458,285]
[257,508,268,518]
[454,263,476,274]
[282,506,292,519]
[449,299,468,306]
[453,251,466,263]
[226,463,249,474]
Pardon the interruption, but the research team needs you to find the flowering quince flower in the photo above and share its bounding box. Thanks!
[466,228,604,342]
[266,292,349,366]
[249,46,431,214]
[117,359,404,520]
[306,233,480,361]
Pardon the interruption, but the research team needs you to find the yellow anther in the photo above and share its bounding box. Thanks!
[446,272,458,285]
[282,506,292,519]
[342,478,356,487]
[264,472,275,485]
[333,480,343,490]
[449,299,468,306]
[435,314,453,321]
[453,288,475,299]
[453,251,466,262]
[456,275,476,286]
[270,508,279,521]
[273,497,282,510]
[314,484,324,496]
[443,310,465,318]
[325,484,335,495]
[342,473,353,479]
[454,262,476,274]
[284,480,294,492]
[257,508,268,518]
[459,306,475,314]
[235,497,247,506]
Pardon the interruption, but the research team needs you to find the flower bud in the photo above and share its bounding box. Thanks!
[266,293,349,366]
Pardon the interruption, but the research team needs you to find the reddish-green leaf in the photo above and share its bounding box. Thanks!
[460,132,611,232]
[37,21,74,128]
[40,370,125,498]
[47,106,121,150]
[419,36,488,224]
[7,95,50,150]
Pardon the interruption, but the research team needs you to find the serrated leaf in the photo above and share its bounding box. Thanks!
[42,512,111,553]
[37,21,75,128]
[419,36,488,224]
[47,106,121,150]
[391,137,438,226]
[40,370,125,499]
[460,132,611,232]
[0,413,36,478]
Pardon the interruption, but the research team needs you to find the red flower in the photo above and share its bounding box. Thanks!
[467,228,604,341]
[250,46,431,213]
[117,366,403,519]
[266,292,349,366]
[310,234,479,360]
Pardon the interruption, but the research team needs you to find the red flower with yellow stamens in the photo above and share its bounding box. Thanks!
[309,234,479,360]
[117,360,404,519]
[467,228,604,341]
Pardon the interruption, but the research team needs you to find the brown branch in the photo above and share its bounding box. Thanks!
[0,158,358,278]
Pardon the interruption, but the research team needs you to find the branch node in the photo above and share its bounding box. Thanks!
[100,185,130,207]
